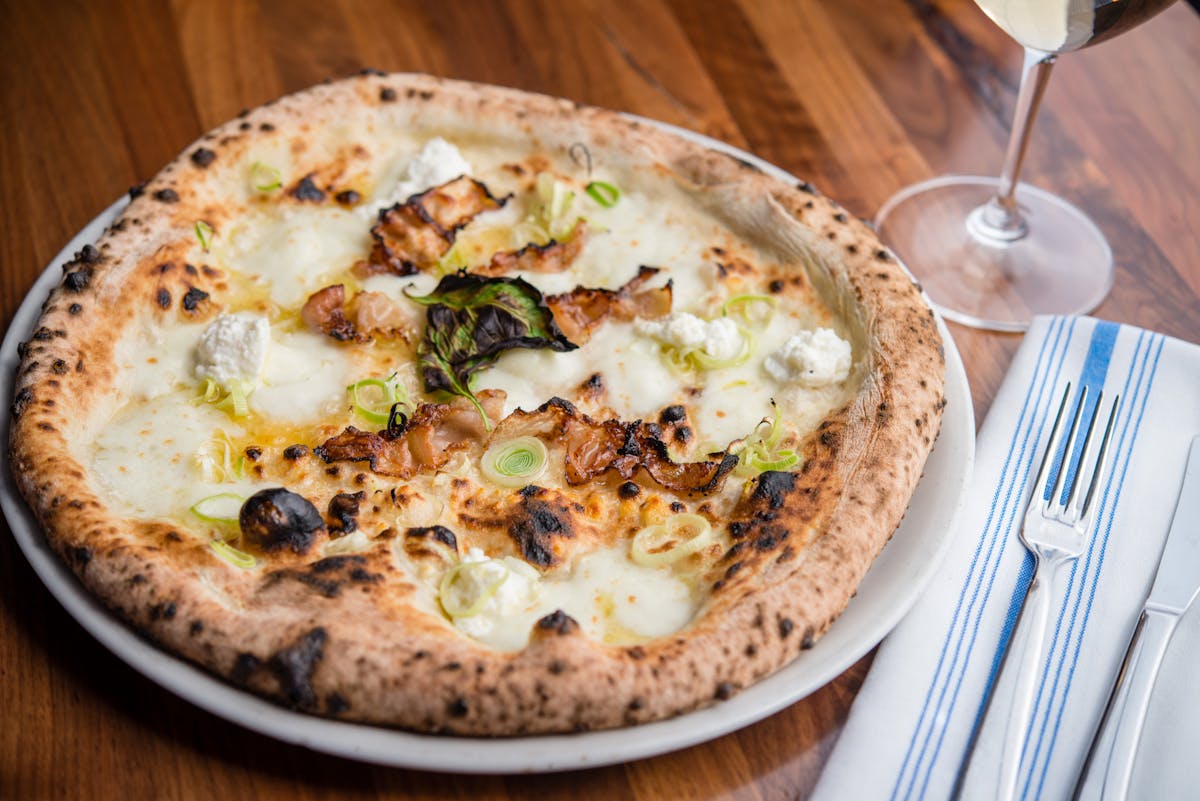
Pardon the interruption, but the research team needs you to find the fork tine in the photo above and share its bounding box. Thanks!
[1034,384,1074,506]
[1051,385,1090,508]
[1063,389,1103,512]
[1077,394,1120,520]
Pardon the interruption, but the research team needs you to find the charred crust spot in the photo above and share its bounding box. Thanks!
[670,501,686,513]
[820,429,839,448]
[12,388,32,418]
[448,698,469,718]
[79,244,101,264]
[379,87,397,102]
[518,484,542,498]
[283,444,309,460]
[128,182,146,199]
[189,620,204,636]
[51,359,68,375]
[745,644,757,657]
[508,497,572,566]
[231,653,261,683]
[184,263,199,276]
[290,175,326,202]
[753,526,789,551]
[537,609,578,635]
[659,404,686,424]
[190,148,217,168]
[327,491,365,533]
[625,646,646,660]
[182,286,209,312]
[674,425,693,443]
[156,288,171,309]
[68,545,92,567]
[150,602,177,621]
[68,303,82,315]
[725,561,744,580]
[752,471,796,510]
[335,189,360,206]
[833,211,848,223]
[875,249,891,261]
[260,122,275,132]
[617,481,641,500]
[796,181,816,194]
[442,661,462,671]
[768,279,786,294]
[64,267,92,292]
[267,628,327,710]
[153,188,179,203]
[244,447,263,462]
[310,555,365,574]
[325,693,350,714]
[715,682,735,700]
[406,525,458,551]
[779,618,794,638]
[801,627,816,649]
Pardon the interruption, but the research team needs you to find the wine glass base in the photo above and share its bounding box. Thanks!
[874,176,1114,332]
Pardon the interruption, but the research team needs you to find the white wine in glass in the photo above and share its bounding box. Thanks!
[874,0,1177,332]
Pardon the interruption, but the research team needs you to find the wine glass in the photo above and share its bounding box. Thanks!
[874,0,1177,332]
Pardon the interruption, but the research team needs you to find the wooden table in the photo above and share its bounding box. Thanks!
[2,1,1197,798]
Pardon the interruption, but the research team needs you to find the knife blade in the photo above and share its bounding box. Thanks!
[1072,434,1200,801]
[1142,435,1200,614]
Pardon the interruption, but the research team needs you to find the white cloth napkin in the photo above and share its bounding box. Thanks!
[811,316,1200,801]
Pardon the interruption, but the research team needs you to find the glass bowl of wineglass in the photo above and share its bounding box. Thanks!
[874,0,1177,332]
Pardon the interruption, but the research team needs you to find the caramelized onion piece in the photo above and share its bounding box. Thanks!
[474,221,588,277]
[546,266,673,344]
[315,390,506,478]
[359,176,506,276]
[492,397,737,495]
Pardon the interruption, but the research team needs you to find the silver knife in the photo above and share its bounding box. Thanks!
[1073,435,1200,801]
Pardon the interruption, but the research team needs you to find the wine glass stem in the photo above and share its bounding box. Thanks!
[971,48,1057,242]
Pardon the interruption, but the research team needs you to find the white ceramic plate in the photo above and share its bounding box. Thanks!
[1,129,974,774]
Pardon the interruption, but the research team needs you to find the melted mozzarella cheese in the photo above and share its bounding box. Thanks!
[92,397,247,519]
[442,545,699,651]
[220,207,371,308]
[253,328,353,422]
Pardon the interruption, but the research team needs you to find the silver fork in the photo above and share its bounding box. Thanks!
[954,383,1121,801]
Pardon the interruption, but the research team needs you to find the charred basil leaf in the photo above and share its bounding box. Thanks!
[408,272,577,423]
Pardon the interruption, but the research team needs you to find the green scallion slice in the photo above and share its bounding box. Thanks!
[194,220,214,251]
[481,436,549,488]
[250,161,282,192]
[190,492,245,524]
[722,294,777,327]
[210,539,256,569]
[585,180,620,208]
[630,514,714,567]
[439,560,509,618]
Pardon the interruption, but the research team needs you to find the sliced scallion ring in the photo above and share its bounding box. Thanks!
[733,402,801,476]
[439,560,510,618]
[347,375,411,426]
[189,492,245,524]
[663,325,755,373]
[722,294,777,327]
[630,514,714,567]
[220,379,250,418]
[250,161,282,192]
[210,539,256,569]
[194,220,214,251]
[481,436,549,488]
[585,180,620,208]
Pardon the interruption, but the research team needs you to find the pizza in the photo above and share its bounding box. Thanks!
[9,73,945,735]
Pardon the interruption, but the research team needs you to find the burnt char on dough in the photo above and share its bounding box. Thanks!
[8,73,945,735]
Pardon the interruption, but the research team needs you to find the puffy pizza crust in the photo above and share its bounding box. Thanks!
[9,73,945,734]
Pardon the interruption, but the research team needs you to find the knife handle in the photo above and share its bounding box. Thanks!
[1073,607,1180,801]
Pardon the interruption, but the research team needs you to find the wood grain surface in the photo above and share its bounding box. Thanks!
[2,1,1197,798]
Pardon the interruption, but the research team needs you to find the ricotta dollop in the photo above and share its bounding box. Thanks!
[763,328,852,387]
[635,312,744,362]
[376,138,472,211]
[194,313,270,386]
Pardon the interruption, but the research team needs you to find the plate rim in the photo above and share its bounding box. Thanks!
[0,128,975,774]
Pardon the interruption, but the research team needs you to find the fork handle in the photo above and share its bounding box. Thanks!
[1073,607,1180,801]
[993,560,1059,801]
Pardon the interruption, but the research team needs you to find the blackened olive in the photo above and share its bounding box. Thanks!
[239,488,324,553]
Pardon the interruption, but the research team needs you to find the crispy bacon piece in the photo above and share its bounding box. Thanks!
[301,284,358,341]
[301,286,409,342]
[546,266,673,344]
[474,222,588,277]
[492,397,738,495]
[358,176,506,276]
[315,391,506,479]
